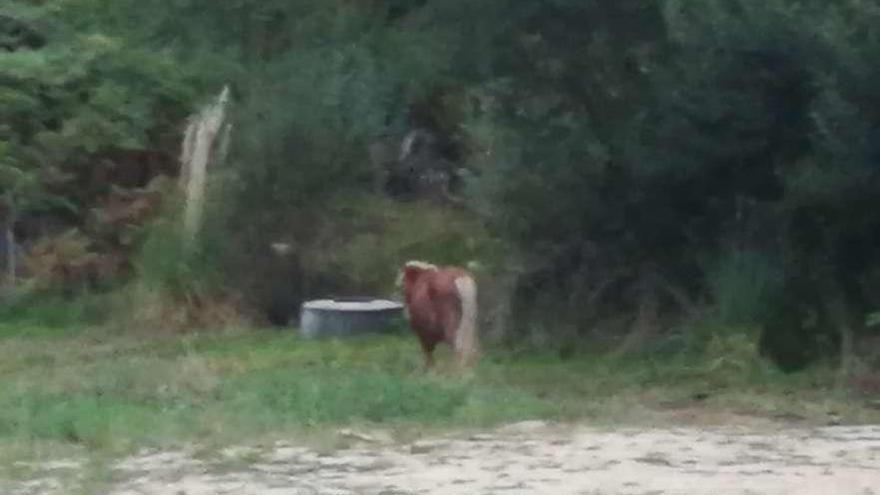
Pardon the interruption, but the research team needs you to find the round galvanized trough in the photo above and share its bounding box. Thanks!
[299,297,405,338]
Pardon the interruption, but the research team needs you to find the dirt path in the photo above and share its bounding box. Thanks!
[9,422,880,494]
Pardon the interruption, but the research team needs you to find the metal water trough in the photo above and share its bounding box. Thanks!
[299,297,405,338]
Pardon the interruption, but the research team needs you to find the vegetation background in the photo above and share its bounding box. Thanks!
[2,1,880,481]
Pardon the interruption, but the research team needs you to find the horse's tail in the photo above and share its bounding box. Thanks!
[453,274,479,365]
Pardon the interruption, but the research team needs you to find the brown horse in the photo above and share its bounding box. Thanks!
[398,260,479,369]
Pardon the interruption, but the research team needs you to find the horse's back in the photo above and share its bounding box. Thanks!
[404,276,440,342]
[406,266,469,342]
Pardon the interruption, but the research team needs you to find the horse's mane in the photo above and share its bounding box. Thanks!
[404,260,439,271]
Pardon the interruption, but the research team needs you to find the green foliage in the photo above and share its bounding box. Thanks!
[708,249,783,326]
[0,0,197,252]
[300,195,504,293]
[0,142,57,223]
[456,0,880,363]
[5,0,880,370]
[0,293,109,336]
[131,208,218,296]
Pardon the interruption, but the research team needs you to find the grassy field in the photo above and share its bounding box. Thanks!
[1,308,879,486]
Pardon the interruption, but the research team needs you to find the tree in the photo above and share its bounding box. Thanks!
[0,1,201,295]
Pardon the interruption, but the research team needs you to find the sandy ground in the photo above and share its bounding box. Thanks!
[7,421,880,494]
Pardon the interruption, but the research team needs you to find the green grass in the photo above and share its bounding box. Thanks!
[0,318,878,480]
[0,328,550,456]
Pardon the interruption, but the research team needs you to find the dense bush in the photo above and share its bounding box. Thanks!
[3,0,880,369]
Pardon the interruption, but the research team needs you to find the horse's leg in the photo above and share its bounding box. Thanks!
[420,339,437,370]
